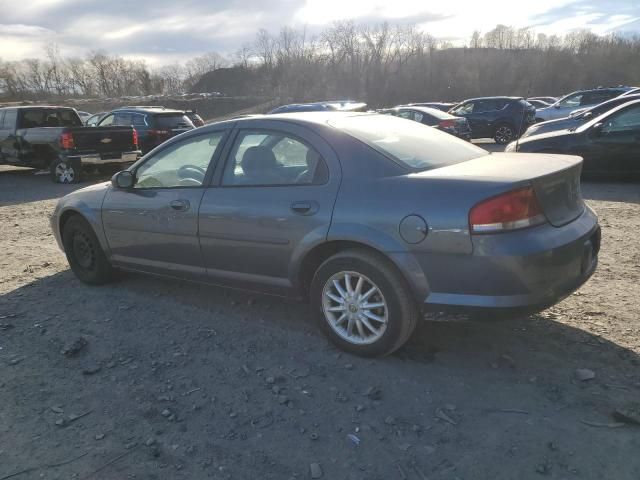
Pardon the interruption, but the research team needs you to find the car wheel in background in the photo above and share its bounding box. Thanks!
[493,124,515,145]
[310,249,419,357]
[62,216,114,285]
[50,159,80,184]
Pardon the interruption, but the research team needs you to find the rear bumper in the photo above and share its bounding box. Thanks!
[420,206,600,311]
[67,150,141,165]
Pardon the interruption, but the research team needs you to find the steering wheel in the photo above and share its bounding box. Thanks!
[177,165,206,183]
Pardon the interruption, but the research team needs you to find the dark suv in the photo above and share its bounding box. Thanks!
[97,107,194,154]
[449,97,535,144]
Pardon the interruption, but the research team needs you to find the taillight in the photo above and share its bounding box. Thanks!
[439,119,457,129]
[59,131,74,149]
[132,128,138,147]
[469,186,546,234]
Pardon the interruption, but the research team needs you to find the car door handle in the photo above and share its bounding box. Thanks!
[169,199,190,211]
[290,201,318,216]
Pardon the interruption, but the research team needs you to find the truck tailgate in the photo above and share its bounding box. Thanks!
[70,126,136,154]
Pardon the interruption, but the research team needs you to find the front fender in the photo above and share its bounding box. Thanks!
[53,183,110,254]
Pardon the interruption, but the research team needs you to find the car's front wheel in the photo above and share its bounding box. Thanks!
[493,124,515,145]
[62,216,114,285]
[310,250,419,357]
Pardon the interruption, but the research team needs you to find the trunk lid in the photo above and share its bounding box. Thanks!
[70,126,136,154]
[415,152,585,227]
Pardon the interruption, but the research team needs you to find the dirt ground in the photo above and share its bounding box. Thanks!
[1,163,640,480]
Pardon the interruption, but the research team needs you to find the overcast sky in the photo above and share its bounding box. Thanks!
[1,0,639,66]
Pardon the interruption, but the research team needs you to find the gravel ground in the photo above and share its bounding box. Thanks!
[1,166,639,480]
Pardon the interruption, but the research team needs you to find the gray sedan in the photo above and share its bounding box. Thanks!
[51,112,600,356]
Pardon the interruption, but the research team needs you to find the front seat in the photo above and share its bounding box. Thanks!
[240,146,282,185]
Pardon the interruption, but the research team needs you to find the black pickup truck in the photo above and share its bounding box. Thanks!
[0,106,141,183]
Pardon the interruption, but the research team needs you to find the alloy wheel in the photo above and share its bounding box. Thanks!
[55,162,75,183]
[495,126,514,144]
[322,271,388,345]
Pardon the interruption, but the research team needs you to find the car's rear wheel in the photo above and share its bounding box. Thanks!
[493,124,515,145]
[310,249,418,357]
[62,216,114,285]
[50,159,80,184]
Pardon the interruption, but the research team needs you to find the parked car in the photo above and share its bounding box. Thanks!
[535,87,634,122]
[405,102,456,112]
[529,96,558,105]
[522,94,640,139]
[185,109,205,127]
[97,106,194,154]
[383,106,472,140]
[448,97,535,144]
[526,99,551,109]
[52,112,599,356]
[269,101,367,114]
[506,99,640,178]
[85,112,106,127]
[0,106,141,183]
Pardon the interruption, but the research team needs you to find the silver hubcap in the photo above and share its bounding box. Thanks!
[322,271,388,345]
[495,126,513,143]
[55,163,75,183]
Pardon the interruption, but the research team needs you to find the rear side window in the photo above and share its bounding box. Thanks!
[153,114,194,129]
[114,113,133,126]
[0,111,5,129]
[18,109,82,128]
[132,114,147,127]
[330,114,487,171]
[222,130,328,186]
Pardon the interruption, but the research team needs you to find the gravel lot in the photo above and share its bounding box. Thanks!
[1,161,640,479]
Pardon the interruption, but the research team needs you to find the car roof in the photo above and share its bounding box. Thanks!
[112,106,185,114]
[393,105,454,118]
[1,105,76,110]
[459,96,522,103]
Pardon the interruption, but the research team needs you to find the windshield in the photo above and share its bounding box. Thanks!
[330,114,487,170]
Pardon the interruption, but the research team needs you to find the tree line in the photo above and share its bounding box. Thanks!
[2,23,640,105]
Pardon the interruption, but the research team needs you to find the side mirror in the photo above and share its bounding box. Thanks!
[554,104,561,109]
[111,170,134,189]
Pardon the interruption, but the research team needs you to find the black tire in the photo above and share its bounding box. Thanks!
[310,249,419,357]
[50,159,81,184]
[493,123,515,145]
[62,216,114,285]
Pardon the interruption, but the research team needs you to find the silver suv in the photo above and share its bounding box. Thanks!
[535,87,632,122]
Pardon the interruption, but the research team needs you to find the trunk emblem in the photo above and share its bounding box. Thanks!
[100,138,112,144]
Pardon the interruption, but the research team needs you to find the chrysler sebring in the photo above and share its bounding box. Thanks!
[51,112,600,356]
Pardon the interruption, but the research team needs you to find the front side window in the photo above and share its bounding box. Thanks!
[602,105,640,134]
[98,114,115,126]
[134,132,224,188]
[330,114,487,171]
[222,130,328,186]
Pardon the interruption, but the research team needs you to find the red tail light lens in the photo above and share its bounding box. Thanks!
[132,128,138,147]
[469,186,546,234]
[439,119,457,129]
[59,131,74,150]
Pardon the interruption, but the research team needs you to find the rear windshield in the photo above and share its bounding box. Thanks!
[18,109,82,128]
[329,114,487,171]
[153,114,194,129]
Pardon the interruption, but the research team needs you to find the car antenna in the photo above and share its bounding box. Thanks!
[515,85,532,152]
